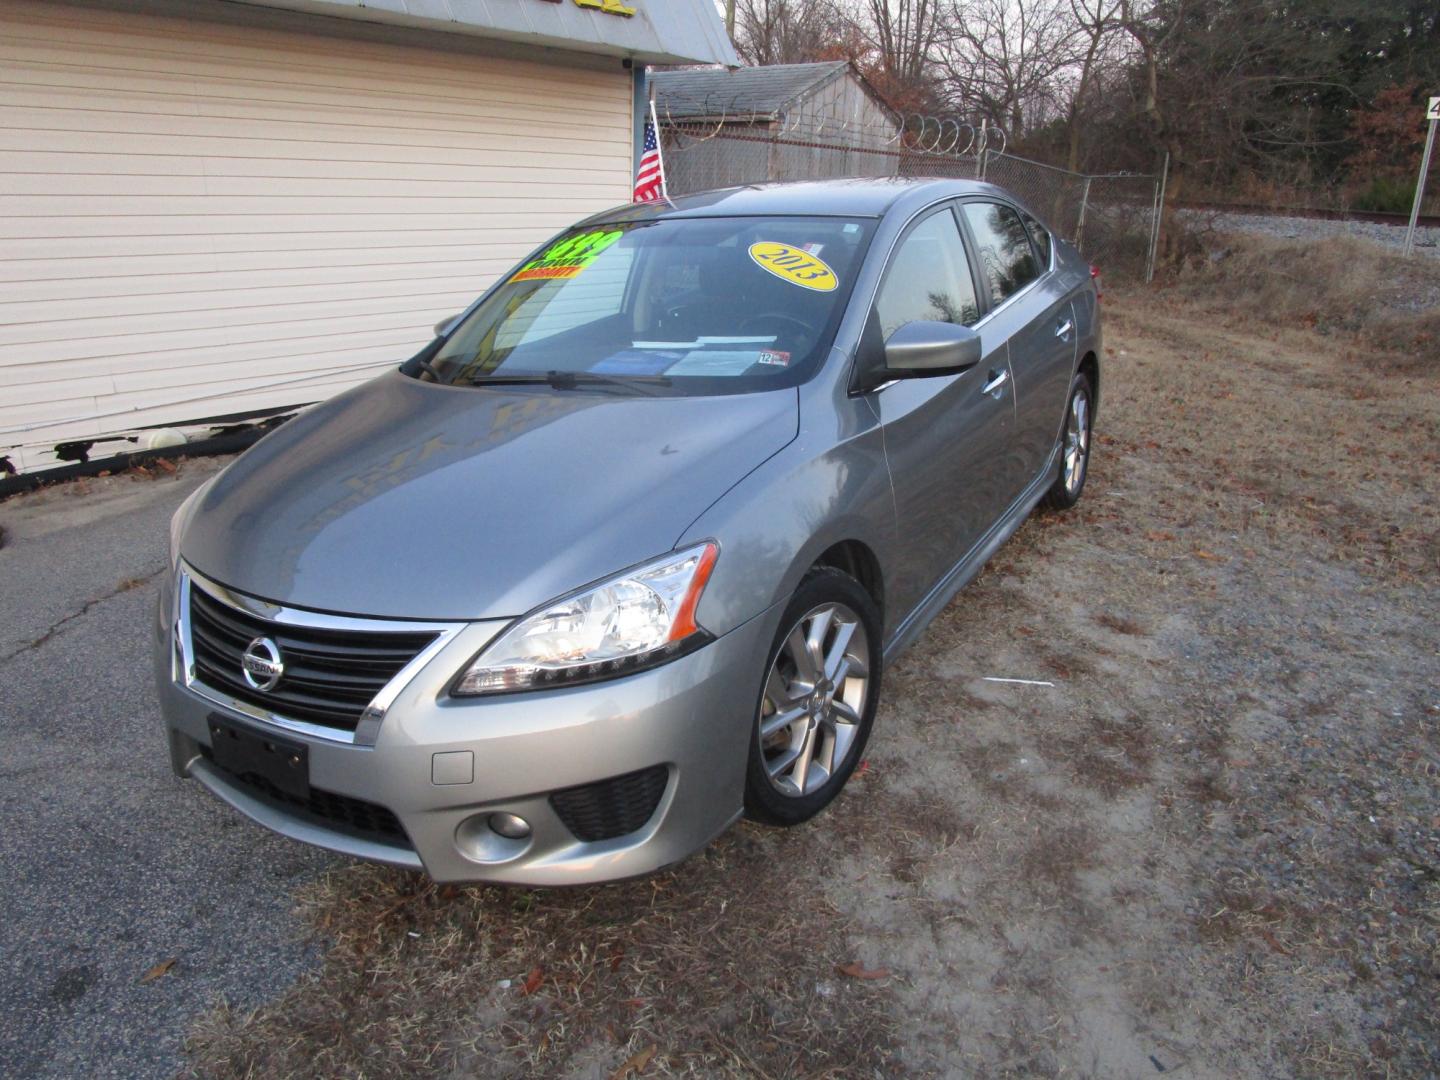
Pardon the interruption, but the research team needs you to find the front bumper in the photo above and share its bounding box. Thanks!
[155,572,779,885]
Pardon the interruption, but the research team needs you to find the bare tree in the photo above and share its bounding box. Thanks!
[1062,0,1124,171]
[732,0,850,66]
[935,0,1079,137]
[856,0,945,109]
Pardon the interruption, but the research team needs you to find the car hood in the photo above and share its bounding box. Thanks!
[180,373,799,620]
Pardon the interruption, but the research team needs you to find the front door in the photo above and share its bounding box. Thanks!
[867,205,1018,620]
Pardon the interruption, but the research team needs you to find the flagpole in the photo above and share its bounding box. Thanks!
[648,86,669,201]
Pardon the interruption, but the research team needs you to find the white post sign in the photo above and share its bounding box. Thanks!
[1404,98,1438,257]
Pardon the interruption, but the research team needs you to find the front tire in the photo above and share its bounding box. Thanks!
[1042,372,1093,511]
[744,568,882,826]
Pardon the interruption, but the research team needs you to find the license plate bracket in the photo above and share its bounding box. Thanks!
[207,715,310,801]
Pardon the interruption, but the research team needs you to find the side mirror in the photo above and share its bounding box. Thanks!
[883,320,982,376]
[433,313,463,338]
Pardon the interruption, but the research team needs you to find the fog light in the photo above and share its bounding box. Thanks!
[489,812,531,840]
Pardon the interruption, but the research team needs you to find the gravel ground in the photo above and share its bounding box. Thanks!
[1188,209,1440,256]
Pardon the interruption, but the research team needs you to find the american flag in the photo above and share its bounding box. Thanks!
[633,118,665,203]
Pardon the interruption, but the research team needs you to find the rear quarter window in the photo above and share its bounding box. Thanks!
[1020,210,1052,269]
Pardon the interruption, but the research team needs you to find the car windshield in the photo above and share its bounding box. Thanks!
[427,215,876,395]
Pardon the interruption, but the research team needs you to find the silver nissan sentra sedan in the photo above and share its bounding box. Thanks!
[156,178,1100,884]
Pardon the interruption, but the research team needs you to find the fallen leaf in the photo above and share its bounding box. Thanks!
[154,457,178,474]
[853,759,870,778]
[611,1043,656,1079]
[836,962,890,980]
[1144,530,1176,542]
[140,959,176,984]
[1193,549,1224,561]
[521,966,543,995]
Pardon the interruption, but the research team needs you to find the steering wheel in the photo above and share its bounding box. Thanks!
[738,312,812,340]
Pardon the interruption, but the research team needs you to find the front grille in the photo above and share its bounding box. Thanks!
[200,745,410,846]
[550,765,669,842]
[187,582,437,733]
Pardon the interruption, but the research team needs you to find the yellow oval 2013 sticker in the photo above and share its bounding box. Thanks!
[748,242,838,291]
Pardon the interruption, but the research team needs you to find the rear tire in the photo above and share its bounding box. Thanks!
[744,568,882,827]
[1042,372,1093,511]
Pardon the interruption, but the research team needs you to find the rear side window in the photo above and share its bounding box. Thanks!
[1020,210,1051,268]
[961,202,1039,305]
[875,209,980,338]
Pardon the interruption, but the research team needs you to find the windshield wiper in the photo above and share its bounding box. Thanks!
[469,371,672,394]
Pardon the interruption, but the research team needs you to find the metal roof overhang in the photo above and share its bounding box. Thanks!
[229,0,740,66]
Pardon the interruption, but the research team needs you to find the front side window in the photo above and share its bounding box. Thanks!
[961,202,1040,305]
[429,215,876,395]
[874,209,980,339]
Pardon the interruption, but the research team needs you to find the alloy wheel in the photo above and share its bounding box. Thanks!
[758,602,871,798]
[1063,388,1090,495]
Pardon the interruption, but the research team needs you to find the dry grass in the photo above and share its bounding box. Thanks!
[184,237,1440,1078]
[184,823,901,1079]
[1163,231,1440,362]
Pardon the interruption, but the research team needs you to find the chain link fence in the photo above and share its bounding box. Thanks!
[979,152,1163,280]
[659,118,1163,281]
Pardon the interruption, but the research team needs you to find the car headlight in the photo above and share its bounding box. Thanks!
[452,542,719,696]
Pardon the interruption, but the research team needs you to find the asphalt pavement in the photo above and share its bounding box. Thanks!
[0,463,337,1078]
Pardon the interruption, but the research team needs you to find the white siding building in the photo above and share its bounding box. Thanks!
[0,0,736,479]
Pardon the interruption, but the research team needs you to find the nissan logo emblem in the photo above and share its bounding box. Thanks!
[241,636,284,692]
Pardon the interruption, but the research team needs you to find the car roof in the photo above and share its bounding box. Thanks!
[582,177,1016,225]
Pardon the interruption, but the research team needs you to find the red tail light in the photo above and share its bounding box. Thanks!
[1090,264,1103,301]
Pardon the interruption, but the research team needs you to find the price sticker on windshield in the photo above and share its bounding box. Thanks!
[512,228,623,283]
[748,242,839,292]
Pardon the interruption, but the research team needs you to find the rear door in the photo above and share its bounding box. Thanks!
[866,204,1017,616]
[958,200,1077,488]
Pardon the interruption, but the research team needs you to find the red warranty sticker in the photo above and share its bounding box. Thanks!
[758,349,791,366]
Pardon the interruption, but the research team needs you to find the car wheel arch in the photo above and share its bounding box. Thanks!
[811,538,884,619]
[1078,349,1100,415]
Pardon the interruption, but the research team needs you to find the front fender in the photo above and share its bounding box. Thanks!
[674,405,896,642]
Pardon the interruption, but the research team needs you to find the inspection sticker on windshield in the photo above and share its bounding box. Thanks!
[512,228,623,282]
[748,242,839,292]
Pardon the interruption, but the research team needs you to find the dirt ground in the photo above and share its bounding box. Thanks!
[185,281,1439,1079]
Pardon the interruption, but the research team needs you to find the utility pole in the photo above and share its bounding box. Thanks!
[725,0,736,39]
[1402,96,1438,258]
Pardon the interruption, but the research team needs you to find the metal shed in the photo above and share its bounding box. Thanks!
[651,61,902,195]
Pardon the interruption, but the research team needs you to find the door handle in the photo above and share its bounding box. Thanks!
[981,369,1009,397]
[1055,319,1074,339]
